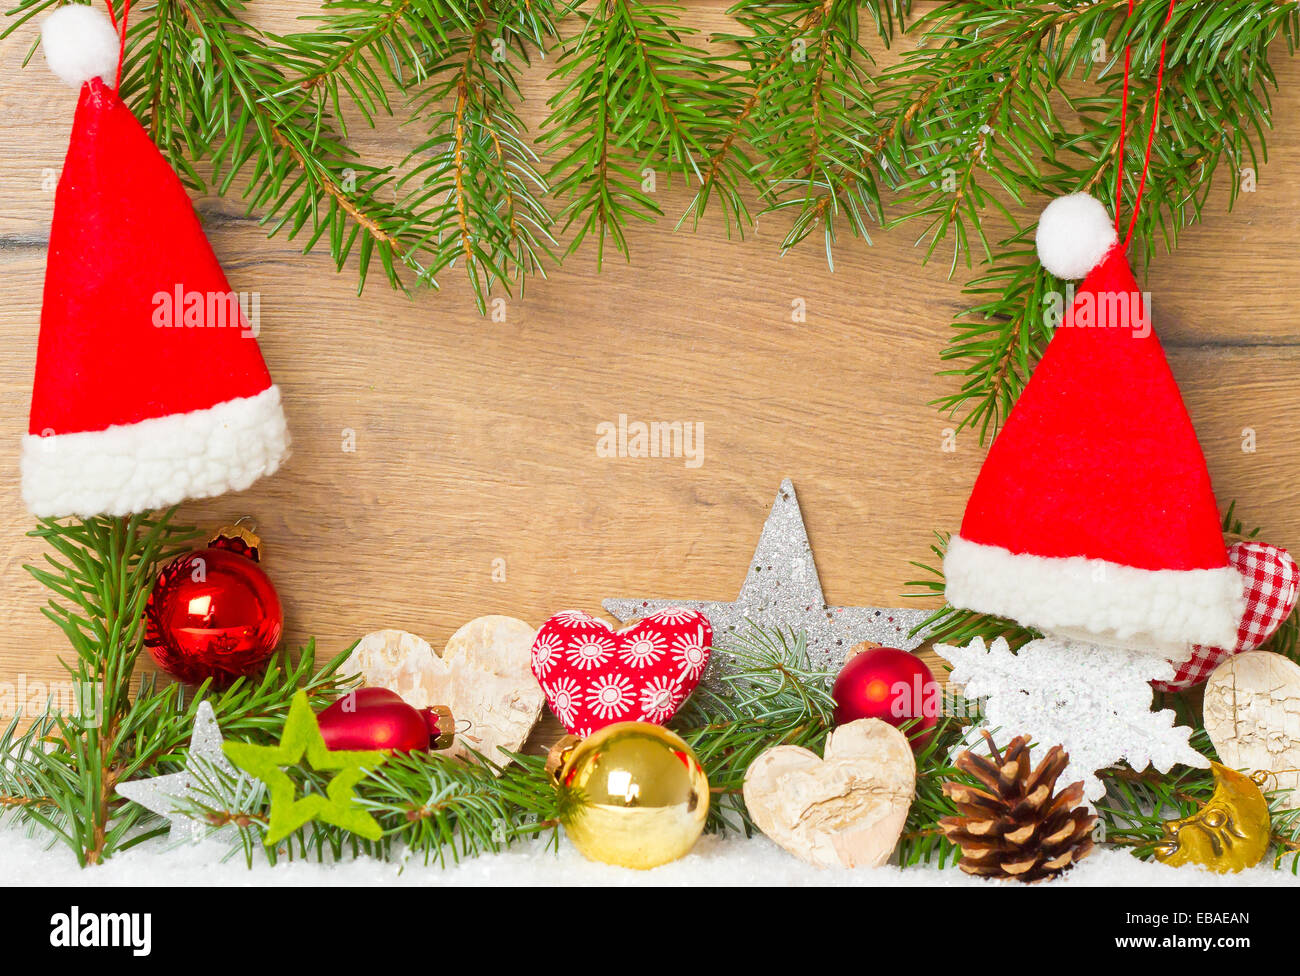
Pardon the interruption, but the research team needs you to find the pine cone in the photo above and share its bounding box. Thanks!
[938,732,1096,883]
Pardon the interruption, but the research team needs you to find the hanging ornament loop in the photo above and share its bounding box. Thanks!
[1115,0,1178,251]
[102,0,130,91]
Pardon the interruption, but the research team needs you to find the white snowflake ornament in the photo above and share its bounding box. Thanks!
[937,636,1208,802]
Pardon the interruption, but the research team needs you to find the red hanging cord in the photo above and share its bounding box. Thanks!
[1114,1,1134,234]
[104,0,131,91]
[1114,0,1178,251]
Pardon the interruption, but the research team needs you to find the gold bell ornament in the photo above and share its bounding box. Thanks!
[547,722,709,869]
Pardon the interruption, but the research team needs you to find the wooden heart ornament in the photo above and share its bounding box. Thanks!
[530,609,712,736]
[1204,651,1300,794]
[743,718,916,868]
[340,616,544,767]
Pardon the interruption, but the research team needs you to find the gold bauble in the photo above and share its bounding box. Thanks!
[549,722,709,869]
[1153,763,1270,873]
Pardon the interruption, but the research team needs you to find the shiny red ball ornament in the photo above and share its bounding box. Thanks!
[317,688,455,753]
[144,543,283,685]
[832,644,939,748]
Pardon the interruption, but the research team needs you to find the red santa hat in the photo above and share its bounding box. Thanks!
[21,6,288,518]
[943,193,1243,657]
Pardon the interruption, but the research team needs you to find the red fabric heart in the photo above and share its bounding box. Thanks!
[530,609,713,737]
[1154,541,1299,692]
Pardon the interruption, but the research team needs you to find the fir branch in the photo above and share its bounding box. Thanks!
[688,0,909,254]
[905,530,1038,650]
[118,641,348,788]
[155,0,431,292]
[929,234,1056,442]
[542,0,735,264]
[401,0,559,308]
[279,0,467,121]
[877,0,1087,265]
[672,627,835,833]
[0,640,343,864]
[186,746,562,866]
[9,511,196,863]
[8,0,1294,329]
[1091,734,1231,861]
[748,0,884,255]
[900,0,1299,438]
[362,751,560,865]
[895,716,969,868]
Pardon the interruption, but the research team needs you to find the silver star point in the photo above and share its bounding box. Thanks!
[604,478,933,684]
[117,700,238,841]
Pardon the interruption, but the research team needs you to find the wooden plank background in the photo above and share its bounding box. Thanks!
[1,2,1299,732]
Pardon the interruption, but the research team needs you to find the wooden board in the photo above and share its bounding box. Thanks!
[2,4,1299,739]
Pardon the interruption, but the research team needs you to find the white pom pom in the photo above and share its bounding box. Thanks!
[41,5,121,89]
[1035,193,1119,280]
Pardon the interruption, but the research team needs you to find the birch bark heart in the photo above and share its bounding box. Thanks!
[742,718,916,868]
[1204,651,1300,794]
[340,616,543,767]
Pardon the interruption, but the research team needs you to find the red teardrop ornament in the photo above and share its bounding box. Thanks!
[317,688,432,753]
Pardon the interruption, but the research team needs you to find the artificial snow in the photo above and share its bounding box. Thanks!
[1,828,1296,886]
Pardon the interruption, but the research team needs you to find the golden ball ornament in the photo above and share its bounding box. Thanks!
[548,722,709,869]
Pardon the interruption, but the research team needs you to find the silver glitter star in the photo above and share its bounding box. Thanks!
[603,479,934,683]
[117,701,240,842]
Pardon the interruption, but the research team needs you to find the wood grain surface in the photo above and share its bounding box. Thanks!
[1,3,1299,738]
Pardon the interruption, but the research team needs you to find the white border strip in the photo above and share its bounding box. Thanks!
[944,534,1243,653]
[21,385,289,518]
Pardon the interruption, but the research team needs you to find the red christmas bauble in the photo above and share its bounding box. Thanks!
[832,645,939,748]
[144,547,283,684]
[317,688,432,753]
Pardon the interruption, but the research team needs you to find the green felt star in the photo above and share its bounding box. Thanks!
[223,691,387,845]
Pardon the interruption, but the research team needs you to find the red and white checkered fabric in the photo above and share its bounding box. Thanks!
[1154,541,1299,692]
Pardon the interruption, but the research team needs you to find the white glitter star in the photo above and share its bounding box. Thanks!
[116,701,244,842]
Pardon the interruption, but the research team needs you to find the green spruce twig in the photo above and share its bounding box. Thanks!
[0,509,344,865]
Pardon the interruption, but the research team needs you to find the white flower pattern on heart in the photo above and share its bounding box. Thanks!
[531,631,564,677]
[544,676,581,729]
[620,629,665,668]
[639,676,683,723]
[552,610,600,629]
[586,674,635,721]
[671,625,711,680]
[649,607,696,625]
[568,633,616,670]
